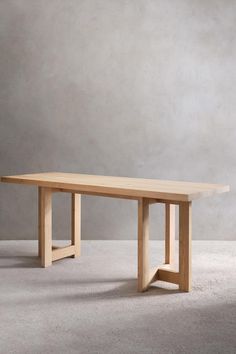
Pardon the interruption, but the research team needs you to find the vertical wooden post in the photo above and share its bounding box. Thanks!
[179,202,192,291]
[165,203,175,265]
[38,187,42,258]
[71,193,81,257]
[40,187,52,267]
[138,198,150,292]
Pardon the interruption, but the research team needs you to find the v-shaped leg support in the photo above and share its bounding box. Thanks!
[137,198,192,292]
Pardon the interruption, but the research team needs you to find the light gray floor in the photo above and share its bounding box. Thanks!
[0,241,236,354]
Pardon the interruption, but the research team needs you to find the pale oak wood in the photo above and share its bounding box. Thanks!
[39,189,80,265]
[71,193,81,257]
[157,268,180,285]
[165,204,175,264]
[148,267,159,284]
[147,266,180,286]
[51,189,186,205]
[40,187,52,267]
[138,201,191,292]
[52,245,75,261]
[138,198,150,292]
[179,202,192,292]
[38,187,42,258]
[1,172,229,202]
[1,172,229,292]
[53,188,139,200]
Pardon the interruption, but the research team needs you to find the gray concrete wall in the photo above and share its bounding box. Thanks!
[0,0,235,240]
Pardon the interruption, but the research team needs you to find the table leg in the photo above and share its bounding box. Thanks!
[138,198,150,292]
[38,187,42,258]
[179,202,192,291]
[71,193,81,257]
[165,203,175,265]
[39,187,52,267]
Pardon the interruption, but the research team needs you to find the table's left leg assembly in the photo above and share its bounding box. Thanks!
[38,187,81,267]
[137,198,192,292]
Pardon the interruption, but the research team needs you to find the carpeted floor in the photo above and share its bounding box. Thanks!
[0,241,236,354]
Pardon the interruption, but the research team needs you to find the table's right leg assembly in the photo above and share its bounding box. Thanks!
[137,198,192,292]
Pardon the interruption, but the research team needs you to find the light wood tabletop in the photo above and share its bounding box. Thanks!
[1,172,229,202]
[1,172,229,293]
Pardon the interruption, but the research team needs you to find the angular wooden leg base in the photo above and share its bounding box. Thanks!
[138,265,191,293]
[52,245,76,261]
[137,265,180,292]
[137,198,192,293]
[38,188,81,267]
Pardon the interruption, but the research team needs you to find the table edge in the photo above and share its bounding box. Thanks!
[1,175,230,202]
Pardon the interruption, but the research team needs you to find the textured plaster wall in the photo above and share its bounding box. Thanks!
[0,0,235,240]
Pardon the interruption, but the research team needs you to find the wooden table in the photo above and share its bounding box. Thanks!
[1,172,229,292]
